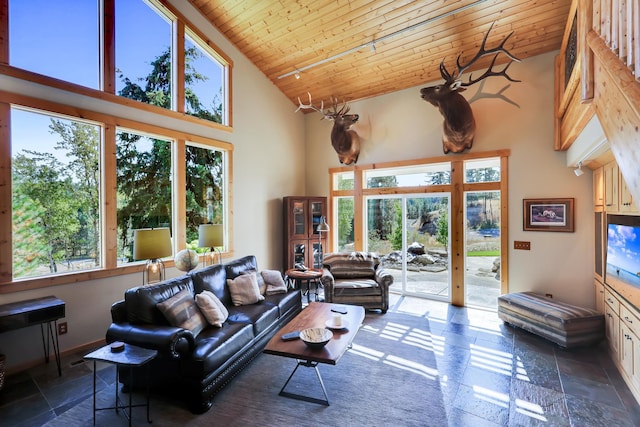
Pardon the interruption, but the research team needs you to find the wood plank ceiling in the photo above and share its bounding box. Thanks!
[188,0,572,108]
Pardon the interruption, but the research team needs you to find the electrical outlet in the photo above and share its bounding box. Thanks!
[58,322,68,335]
[514,241,531,250]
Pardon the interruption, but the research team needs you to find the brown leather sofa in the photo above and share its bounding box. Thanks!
[106,255,301,413]
[320,252,394,313]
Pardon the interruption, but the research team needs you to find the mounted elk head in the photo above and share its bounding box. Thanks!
[295,93,361,165]
[420,23,521,154]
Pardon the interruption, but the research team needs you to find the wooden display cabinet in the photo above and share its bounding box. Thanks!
[283,196,327,270]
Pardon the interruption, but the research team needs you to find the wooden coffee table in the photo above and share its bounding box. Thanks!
[264,301,365,405]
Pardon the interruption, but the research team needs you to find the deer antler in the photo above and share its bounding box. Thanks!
[295,92,328,118]
[441,22,521,87]
[327,97,351,118]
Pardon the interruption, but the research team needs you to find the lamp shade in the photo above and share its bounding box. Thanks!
[199,224,223,248]
[317,216,330,232]
[133,228,172,260]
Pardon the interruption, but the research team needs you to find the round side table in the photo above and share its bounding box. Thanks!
[285,268,323,303]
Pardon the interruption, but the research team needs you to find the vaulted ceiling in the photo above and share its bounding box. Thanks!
[188,0,572,108]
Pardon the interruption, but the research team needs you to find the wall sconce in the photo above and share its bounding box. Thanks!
[316,216,330,269]
[133,228,172,285]
[574,161,584,177]
[199,224,223,267]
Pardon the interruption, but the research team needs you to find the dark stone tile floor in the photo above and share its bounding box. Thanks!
[0,295,639,426]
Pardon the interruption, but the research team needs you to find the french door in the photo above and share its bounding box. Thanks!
[365,194,451,301]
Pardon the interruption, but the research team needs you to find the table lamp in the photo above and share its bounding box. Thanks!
[316,216,330,269]
[199,224,223,267]
[133,228,172,285]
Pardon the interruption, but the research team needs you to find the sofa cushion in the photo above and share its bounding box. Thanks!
[264,290,302,319]
[195,290,229,327]
[323,252,379,279]
[227,272,265,306]
[184,322,255,378]
[125,275,194,324]
[156,289,207,337]
[227,303,280,336]
[190,264,230,306]
[262,270,288,295]
[333,278,381,297]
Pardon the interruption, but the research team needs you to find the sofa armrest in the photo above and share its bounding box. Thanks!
[320,268,335,302]
[374,267,394,290]
[110,300,127,323]
[106,323,195,359]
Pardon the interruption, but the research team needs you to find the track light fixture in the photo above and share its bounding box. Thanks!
[574,161,584,177]
[276,0,489,80]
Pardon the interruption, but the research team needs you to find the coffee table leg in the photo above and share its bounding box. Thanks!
[278,360,330,406]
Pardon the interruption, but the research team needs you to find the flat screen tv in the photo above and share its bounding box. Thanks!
[606,214,640,307]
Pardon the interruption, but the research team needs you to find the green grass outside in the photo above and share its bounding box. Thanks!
[467,250,500,257]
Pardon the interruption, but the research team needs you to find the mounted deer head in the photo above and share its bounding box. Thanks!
[420,23,521,154]
[296,93,361,165]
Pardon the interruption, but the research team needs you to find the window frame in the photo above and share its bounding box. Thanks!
[328,150,510,306]
[0,0,234,291]
[0,95,233,292]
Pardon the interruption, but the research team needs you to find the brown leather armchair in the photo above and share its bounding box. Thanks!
[320,252,393,313]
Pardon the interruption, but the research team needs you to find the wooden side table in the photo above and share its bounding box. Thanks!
[84,343,157,427]
[285,268,323,302]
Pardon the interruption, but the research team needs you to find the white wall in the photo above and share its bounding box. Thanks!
[304,51,595,309]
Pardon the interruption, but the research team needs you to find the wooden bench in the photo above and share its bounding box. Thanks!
[497,292,604,348]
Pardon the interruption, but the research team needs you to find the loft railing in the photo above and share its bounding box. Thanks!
[593,0,640,81]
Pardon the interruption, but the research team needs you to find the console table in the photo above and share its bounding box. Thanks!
[0,296,65,376]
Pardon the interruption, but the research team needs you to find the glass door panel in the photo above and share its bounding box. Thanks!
[402,195,450,299]
[335,196,354,252]
[366,195,450,301]
[310,201,323,235]
[292,201,306,237]
[464,191,501,308]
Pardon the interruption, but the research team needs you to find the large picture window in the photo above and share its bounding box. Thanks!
[11,108,101,279]
[115,0,173,108]
[9,0,99,89]
[1,1,233,289]
[116,130,173,262]
[185,144,226,248]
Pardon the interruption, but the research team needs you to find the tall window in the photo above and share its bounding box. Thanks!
[11,108,101,279]
[185,31,227,124]
[9,0,99,89]
[185,144,226,247]
[115,0,173,109]
[116,130,173,262]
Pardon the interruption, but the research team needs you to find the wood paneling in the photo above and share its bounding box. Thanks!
[188,0,572,107]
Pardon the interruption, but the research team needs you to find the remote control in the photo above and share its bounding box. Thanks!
[331,307,348,315]
[281,330,300,341]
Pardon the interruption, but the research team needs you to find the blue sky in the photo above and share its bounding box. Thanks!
[608,224,640,273]
[9,0,221,159]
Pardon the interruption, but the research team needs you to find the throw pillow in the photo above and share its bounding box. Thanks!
[156,289,207,336]
[227,272,265,306]
[242,269,267,295]
[195,290,229,327]
[261,270,288,295]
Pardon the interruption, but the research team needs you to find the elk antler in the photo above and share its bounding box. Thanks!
[295,92,328,118]
[327,97,351,118]
[441,22,521,88]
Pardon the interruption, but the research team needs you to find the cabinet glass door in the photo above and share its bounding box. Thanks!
[311,201,323,235]
[292,201,306,237]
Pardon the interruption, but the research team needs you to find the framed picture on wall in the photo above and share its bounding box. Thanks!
[523,198,575,232]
